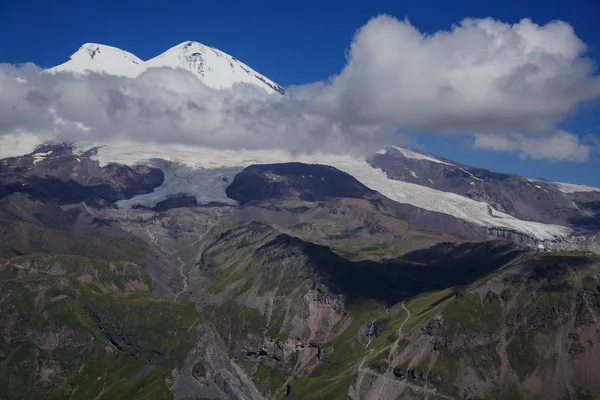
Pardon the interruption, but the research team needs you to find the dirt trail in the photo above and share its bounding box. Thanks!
[354,348,375,398]
[400,302,411,333]
[388,302,411,363]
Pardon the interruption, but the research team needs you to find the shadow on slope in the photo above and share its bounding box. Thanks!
[284,235,523,306]
[203,221,524,307]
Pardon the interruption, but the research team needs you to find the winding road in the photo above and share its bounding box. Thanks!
[400,302,411,333]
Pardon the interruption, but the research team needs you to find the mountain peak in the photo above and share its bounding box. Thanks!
[77,43,117,54]
[179,40,208,49]
[175,41,226,57]
[144,40,284,93]
[152,40,215,64]
[49,43,144,77]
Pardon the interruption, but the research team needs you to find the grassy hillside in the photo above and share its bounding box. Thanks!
[0,253,202,400]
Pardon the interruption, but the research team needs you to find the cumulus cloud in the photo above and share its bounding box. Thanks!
[319,16,600,135]
[473,131,591,162]
[0,15,599,160]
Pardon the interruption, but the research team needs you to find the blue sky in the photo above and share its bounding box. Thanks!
[1,0,599,185]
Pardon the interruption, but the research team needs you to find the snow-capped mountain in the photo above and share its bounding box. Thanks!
[48,41,284,94]
[144,41,284,93]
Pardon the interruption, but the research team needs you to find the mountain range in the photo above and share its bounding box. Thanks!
[2,42,600,400]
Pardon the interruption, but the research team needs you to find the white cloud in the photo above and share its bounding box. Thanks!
[0,15,599,161]
[473,131,591,162]
[0,131,49,159]
[317,16,600,135]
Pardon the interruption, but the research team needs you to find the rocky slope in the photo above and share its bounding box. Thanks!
[371,146,600,231]
[0,144,164,206]
[349,251,600,400]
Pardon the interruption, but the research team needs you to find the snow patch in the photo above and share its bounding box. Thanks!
[32,150,53,164]
[460,168,484,182]
[409,170,418,178]
[551,182,600,194]
[392,146,455,166]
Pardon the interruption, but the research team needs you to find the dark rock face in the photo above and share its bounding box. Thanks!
[226,162,376,204]
[0,144,164,206]
[370,147,600,230]
[392,366,440,383]
[138,195,199,212]
[86,304,166,364]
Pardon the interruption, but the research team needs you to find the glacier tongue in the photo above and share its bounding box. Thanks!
[47,41,283,94]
